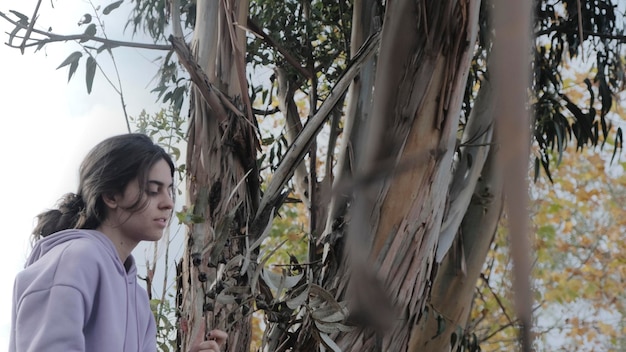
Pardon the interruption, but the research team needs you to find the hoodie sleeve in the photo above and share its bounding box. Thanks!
[13,285,87,352]
[11,241,99,352]
[141,311,157,352]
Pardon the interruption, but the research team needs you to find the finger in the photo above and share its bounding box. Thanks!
[195,340,221,351]
[208,329,228,346]
[190,320,206,348]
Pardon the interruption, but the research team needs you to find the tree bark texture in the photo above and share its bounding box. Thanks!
[323,1,483,351]
[177,1,259,352]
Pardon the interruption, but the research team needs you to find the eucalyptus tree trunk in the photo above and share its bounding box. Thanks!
[176,1,501,351]
[320,1,484,350]
[410,78,503,351]
[176,1,258,351]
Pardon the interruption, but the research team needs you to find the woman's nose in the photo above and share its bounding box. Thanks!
[161,192,174,210]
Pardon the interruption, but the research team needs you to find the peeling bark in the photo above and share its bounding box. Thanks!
[177,1,258,352]
[410,128,503,351]
[326,1,483,351]
[275,66,310,209]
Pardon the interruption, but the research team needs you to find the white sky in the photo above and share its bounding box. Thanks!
[0,1,174,347]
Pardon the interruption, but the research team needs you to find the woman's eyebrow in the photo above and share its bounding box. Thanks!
[148,180,174,188]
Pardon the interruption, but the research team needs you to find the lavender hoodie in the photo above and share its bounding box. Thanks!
[9,229,156,352]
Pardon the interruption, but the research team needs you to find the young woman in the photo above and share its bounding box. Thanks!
[9,134,227,352]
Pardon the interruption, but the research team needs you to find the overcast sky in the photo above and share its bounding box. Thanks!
[0,1,177,347]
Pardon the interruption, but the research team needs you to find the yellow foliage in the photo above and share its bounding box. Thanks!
[471,142,626,351]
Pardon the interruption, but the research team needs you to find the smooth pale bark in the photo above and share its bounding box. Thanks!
[326,1,482,351]
[437,79,495,263]
[275,66,310,209]
[411,126,504,350]
[178,1,257,351]
[493,0,534,350]
[322,0,380,243]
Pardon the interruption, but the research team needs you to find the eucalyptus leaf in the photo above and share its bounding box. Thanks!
[85,56,97,94]
[80,23,97,42]
[79,13,92,26]
[318,332,342,352]
[286,284,309,309]
[9,10,28,23]
[56,51,83,70]
[68,60,80,82]
[103,0,124,15]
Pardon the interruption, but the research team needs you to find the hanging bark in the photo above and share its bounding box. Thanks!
[275,66,310,209]
[410,81,504,348]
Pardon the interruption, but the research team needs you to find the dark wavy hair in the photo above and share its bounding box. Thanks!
[33,133,175,240]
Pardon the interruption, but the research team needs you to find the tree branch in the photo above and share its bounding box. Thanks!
[252,106,280,116]
[169,35,245,124]
[19,0,42,53]
[170,0,184,39]
[246,17,313,80]
[535,23,626,43]
[0,11,171,51]
[255,29,381,223]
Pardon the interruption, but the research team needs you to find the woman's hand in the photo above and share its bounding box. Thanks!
[188,321,228,352]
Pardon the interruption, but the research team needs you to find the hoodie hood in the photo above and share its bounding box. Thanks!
[26,229,133,276]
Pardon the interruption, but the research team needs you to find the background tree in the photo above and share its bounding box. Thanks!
[471,63,626,351]
[2,0,625,351]
[471,147,626,351]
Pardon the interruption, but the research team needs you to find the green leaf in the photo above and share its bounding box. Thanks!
[103,0,124,15]
[9,10,28,24]
[319,332,342,352]
[85,56,97,94]
[553,120,563,165]
[56,51,83,82]
[68,61,80,82]
[611,127,622,164]
[56,51,83,70]
[78,13,92,26]
[80,23,97,42]
[433,313,446,339]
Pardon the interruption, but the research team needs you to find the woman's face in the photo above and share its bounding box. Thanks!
[108,159,174,243]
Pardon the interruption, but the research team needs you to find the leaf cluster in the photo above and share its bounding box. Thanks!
[131,107,187,183]
[248,0,352,95]
[126,0,195,42]
[150,297,178,352]
[532,0,626,180]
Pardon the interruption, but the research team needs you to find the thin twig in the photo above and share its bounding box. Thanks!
[87,0,130,132]
[535,24,626,43]
[19,0,42,53]
[252,106,280,116]
[481,275,515,326]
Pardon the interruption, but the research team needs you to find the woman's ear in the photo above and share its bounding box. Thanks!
[101,193,119,210]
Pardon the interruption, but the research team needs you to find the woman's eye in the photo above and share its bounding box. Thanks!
[147,188,159,196]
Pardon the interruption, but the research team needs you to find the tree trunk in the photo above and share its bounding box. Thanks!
[177,1,258,351]
[323,1,483,350]
[177,1,499,351]
[411,79,504,348]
